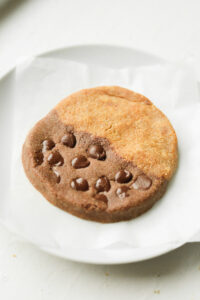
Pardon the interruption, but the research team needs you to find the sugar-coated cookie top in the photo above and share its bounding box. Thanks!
[56,86,178,180]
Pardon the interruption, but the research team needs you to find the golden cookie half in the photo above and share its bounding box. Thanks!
[22,86,178,223]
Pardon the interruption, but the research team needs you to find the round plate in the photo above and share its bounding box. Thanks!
[0,45,185,264]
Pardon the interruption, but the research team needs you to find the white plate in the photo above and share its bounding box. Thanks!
[0,45,186,264]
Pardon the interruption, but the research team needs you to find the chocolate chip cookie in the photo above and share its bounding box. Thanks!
[22,86,178,223]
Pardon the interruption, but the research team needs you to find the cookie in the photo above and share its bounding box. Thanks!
[22,86,178,223]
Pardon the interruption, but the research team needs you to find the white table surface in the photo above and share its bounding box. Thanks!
[1,0,200,299]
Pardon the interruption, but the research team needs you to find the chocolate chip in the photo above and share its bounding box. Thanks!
[34,151,43,166]
[71,178,89,191]
[115,170,132,183]
[88,144,106,160]
[95,194,108,203]
[95,176,110,192]
[42,139,55,152]
[116,186,129,199]
[47,151,64,166]
[132,175,152,190]
[53,169,61,183]
[61,133,76,148]
[71,155,90,169]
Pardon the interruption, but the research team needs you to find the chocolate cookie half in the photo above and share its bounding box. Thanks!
[22,86,178,223]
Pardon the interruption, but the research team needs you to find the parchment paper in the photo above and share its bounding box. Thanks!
[4,56,200,254]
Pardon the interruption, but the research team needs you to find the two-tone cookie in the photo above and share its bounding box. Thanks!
[22,86,178,223]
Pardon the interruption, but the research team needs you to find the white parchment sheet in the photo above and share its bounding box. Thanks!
[3,56,200,254]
